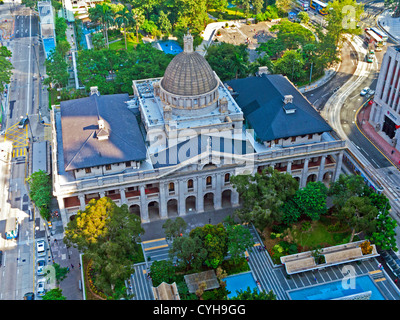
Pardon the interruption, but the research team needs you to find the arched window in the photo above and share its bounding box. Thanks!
[206,176,212,186]
[169,182,175,192]
[224,173,230,183]
[187,179,194,190]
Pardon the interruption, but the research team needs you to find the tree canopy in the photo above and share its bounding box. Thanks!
[64,197,144,298]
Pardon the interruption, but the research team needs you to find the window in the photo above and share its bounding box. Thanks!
[224,173,230,183]
[85,168,91,174]
[291,136,296,142]
[126,161,131,167]
[169,182,175,192]
[206,176,212,186]
[308,134,313,140]
[106,164,112,171]
[187,179,194,190]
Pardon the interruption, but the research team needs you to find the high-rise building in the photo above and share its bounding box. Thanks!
[369,45,400,151]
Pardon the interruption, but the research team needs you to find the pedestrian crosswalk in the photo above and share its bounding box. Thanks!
[12,147,26,158]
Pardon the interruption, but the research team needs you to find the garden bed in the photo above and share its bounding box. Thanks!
[261,216,352,265]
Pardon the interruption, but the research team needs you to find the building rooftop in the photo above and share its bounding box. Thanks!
[227,74,332,141]
[59,92,147,171]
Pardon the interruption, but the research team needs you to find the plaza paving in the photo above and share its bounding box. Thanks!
[129,221,400,300]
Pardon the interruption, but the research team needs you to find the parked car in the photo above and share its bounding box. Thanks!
[37,258,46,276]
[23,292,35,300]
[37,278,46,297]
[360,87,370,96]
[368,90,375,96]
[36,240,46,257]
[18,117,29,129]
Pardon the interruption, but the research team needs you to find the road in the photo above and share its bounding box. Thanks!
[0,1,45,300]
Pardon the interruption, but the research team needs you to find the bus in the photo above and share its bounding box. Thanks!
[370,27,388,44]
[365,29,384,50]
[296,0,309,11]
[5,217,19,240]
[310,0,328,15]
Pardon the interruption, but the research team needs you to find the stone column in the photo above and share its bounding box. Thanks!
[159,182,168,219]
[214,174,222,210]
[334,151,344,182]
[197,177,204,213]
[178,180,186,216]
[99,191,105,198]
[140,185,149,222]
[300,158,309,188]
[57,196,68,227]
[231,189,239,207]
[120,188,127,205]
[79,194,85,211]
[318,155,326,182]
[286,160,292,175]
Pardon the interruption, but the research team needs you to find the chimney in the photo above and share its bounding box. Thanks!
[90,86,99,96]
[283,95,293,104]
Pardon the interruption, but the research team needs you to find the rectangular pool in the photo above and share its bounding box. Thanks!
[224,272,258,299]
[288,275,385,300]
[157,40,183,55]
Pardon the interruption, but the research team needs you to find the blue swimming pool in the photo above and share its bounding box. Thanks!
[288,275,385,300]
[157,40,183,55]
[224,272,258,299]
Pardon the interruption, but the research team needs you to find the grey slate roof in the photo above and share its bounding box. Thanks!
[226,75,332,141]
[60,93,147,171]
[151,134,254,169]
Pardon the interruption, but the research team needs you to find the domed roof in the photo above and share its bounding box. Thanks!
[160,34,218,97]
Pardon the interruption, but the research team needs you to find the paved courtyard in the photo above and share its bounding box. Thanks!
[130,215,400,300]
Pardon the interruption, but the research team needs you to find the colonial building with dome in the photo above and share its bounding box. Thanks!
[51,33,346,226]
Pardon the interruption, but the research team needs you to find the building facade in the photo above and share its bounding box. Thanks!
[369,45,400,151]
[51,34,346,227]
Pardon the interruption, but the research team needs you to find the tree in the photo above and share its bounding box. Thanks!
[225,223,253,264]
[336,196,378,242]
[253,0,265,15]
[133,8,146,43]
[325,0,364,46]
[88,3,115,48]
[273,49,306,82]
[385,0,400,17]
[294,181,328,220]
[231,167,299,229]
[42,288,66,300]
[162,217,187,241]
[369,208,398,252]
[190,223,228,269]
[230,287,276,300]
[44,49,69,88]
[0,46,13,93]
[64,198,144,298]
[158,10,172,36]
[115,6,135,50]
[149,260,177,286]
[169,234,208,271]
[26,170,52,220]
[91,32,106,50]
[275,0,295,13]
[328,174,369,210]
[298,11,310,24]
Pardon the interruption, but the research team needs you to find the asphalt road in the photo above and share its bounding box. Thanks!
[0,2,42,300]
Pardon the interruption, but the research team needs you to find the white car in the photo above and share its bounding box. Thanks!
[360,87,370,96]
[37,258,46,276]
[36,240,46,257]
[37,278,46,297]
[368,90,375,96]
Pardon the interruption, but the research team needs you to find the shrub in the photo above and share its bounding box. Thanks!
[359,240,373,255]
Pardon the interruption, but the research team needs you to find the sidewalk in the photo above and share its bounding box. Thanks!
[377,9,400,43]
[356,102,400,169]
[47,207,83,300]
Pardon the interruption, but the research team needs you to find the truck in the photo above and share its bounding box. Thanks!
[5,217,19,240]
